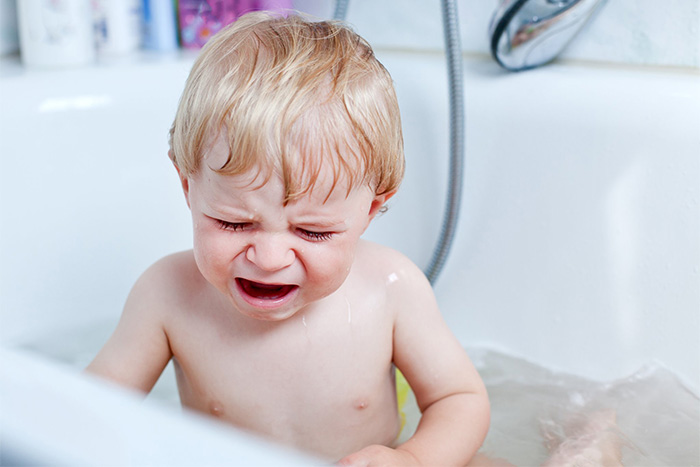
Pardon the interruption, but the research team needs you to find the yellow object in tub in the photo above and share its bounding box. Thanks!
[396,368,412,435]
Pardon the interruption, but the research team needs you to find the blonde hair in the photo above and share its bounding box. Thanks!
[169,11,404,202]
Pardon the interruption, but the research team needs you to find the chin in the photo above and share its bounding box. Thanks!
[237,306,301,322]
[227,289,302,323]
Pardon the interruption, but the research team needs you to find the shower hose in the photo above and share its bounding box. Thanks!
[334,0,465,285]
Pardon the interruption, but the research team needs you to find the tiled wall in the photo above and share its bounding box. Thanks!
[296,0,700,69]
[3,0,698,68]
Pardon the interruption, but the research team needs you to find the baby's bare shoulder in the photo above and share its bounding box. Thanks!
[355,240,427,284]
[129,250,206,308]
[138,250,197,283]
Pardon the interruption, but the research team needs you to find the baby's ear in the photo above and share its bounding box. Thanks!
[172,160,191,209]
[368,190,397,221]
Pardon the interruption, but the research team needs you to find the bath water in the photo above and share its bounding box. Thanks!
[20,322,700,466]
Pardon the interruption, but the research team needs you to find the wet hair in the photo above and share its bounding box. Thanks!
[169,11,404,202]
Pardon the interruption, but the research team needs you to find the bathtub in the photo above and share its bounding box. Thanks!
[1,47,698,465]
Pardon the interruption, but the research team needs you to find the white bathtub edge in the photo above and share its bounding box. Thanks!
[0,347,321,466]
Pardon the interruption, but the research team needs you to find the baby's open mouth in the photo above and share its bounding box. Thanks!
[236,278,297,300]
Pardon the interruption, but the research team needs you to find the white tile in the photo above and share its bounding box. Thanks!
[293,0,700,69]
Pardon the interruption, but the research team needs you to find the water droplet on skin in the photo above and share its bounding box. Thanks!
[569,392,585,406]
[386,272,398,285]
[301,314,311,342]
[346,298,352,324]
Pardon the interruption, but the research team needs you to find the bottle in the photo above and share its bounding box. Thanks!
[256,0,293,14]
[92,0,142,56]
[17,0,95,68]
[178,0,237,49]
[0,0,20,55]
[176,0,293,50]
[142,0,178,51]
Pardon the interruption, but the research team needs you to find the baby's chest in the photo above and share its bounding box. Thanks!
[171,314,396,430]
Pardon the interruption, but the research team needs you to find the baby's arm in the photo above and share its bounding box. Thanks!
[85,257,175,393]
[341,254,490,466]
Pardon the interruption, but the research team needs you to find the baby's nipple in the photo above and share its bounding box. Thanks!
[209,401,225,418]
[353,398,369,411]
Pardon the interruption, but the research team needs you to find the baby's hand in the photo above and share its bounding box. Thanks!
[337,445,420,467]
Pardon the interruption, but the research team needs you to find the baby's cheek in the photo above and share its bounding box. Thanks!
[192,235,229,275]
[311,252,354,288]
[192,235,213,263]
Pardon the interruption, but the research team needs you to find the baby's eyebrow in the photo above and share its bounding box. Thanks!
[207,206,255,220]
[294,217,346,229]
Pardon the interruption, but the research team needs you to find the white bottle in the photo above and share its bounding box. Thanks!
[93,0,142,56]
[17,0,95,68]
[142,0,178,52]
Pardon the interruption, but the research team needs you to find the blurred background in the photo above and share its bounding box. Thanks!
[1,0,698,68]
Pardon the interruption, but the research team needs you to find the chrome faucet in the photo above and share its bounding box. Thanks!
[489,0,606,71]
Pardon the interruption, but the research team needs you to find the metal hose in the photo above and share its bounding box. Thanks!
[333,0,350,21]
[333,0,465,284]
[425,0,465,284]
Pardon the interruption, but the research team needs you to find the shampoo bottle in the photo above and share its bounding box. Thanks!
[177,0,237,49]
[92,0,142,56]
[142,0,178,51]
[17,0,95,68]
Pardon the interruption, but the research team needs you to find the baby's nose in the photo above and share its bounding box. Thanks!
[245,233,295,271]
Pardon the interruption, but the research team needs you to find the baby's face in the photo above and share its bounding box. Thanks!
[182,155,380,322]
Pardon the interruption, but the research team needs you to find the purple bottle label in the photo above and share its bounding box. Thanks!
[178,0,293,49]
[178,0,242,49]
